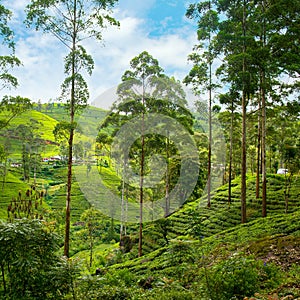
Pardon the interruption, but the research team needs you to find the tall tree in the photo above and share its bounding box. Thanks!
[184,1,219,208]
[101,52,195,256]
[241,0,249,223]
[247,0,299,216]
[188,0,300,222]
[118,51,163,257]
[213,0,258,223]
[256,0,269,217]
[26,0,119,257]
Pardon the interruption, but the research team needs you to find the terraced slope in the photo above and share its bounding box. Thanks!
[48,164,122,220]
[109,210,300,277]
[131,174,300,255]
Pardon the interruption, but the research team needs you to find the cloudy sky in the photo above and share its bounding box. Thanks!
[2,0,198,109]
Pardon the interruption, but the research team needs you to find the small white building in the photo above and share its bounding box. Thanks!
[277,168,288,174]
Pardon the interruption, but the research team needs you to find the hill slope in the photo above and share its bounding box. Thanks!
[89,175,300,299]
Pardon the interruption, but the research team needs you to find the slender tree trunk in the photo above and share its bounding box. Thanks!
[261,71,267,217]
[256,100,261,199]
[138,140,144,257]
[207,0,212,208]
[241,0,247,224]
[241,92,247,223]
[120,160,126,240]
[64,123,74,258]
[261,1,267,217]
[228,107,234,206]
[165,133,170,217]
[207,32,212,208]
[64,0,77,258]
[125,185,128,235]
[138,81,145,257]
[207,81,212,208]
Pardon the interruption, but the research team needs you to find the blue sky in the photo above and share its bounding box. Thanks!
[1,0,198,109]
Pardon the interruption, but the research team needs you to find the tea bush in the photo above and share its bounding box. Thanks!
[205,254,281,300]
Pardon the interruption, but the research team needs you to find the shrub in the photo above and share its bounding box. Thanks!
[136,289,196,300]
[205,254,282,300]
[0,219,78,299]
[206,255,258,299]
[165,241,195,265]
[75,272,137,300]
[76,280,134,300]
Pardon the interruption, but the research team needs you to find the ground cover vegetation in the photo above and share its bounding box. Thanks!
[0,0,299,299]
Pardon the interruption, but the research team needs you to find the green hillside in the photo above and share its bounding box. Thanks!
[0,104,299,299]
[37,102,108,137]
[96,211,300,299]
[0,109,59,159]
[1,156,299,299]
[85,175,300,299]
[0,104,109,220]
[109,174,299,257]
[0,172,29,219]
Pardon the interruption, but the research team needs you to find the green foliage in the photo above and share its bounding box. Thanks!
[121,50,163,82]
[77,282,134,300]
[79,207,105,268]
[1,0,299,297]
[51,257,82,300]
[0,3,14,49]
[0,3,22,91]
[0,219,76,299]
[75,269,137,299]
[165,241,195,265]
[198,254,281,300]
[136,285,197,300]
[154,218,172,246]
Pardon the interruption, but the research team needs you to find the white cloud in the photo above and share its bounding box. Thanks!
[1,0,198,109]
[87,15,197,105]
[2,31,66,102]
[3,0,28,11]
[115,0,156,18]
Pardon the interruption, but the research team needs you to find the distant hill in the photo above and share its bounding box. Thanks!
[35,102,108,138]
[0,109,59,159]
[0,103,109,220]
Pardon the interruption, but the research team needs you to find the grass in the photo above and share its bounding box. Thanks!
[73,242,119,273]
